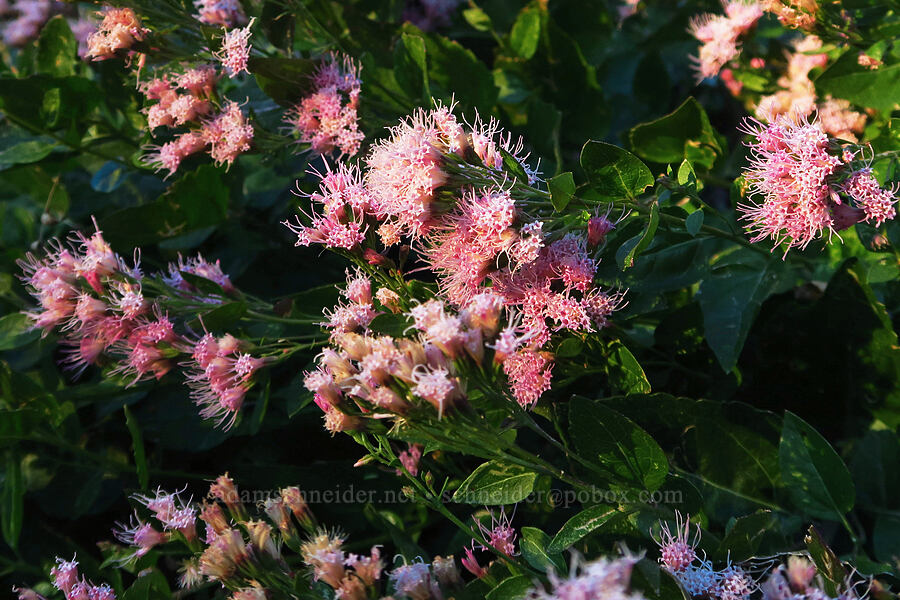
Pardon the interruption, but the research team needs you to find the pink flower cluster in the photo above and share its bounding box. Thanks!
[18,225,266,429]
[739,115,897,251]
[289,104,623,411]
[284,53,364,158]
[756,36,866,143]
[461,507,518,578]
[214,17,254,78]
[689,1,763,80]
[526,554,644,600]
[141,65,254,175]
[656,513,755,600]
[183,332,265,429]
[362,104,537,243]
[86,7,148,61]
[283,164,372,250]
[50,557,116,600]
[0,0,52,47]
[193,0,247,27]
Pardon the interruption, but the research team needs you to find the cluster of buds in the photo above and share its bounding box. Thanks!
[86,7,148,61]
[762,0,818,30]
[18,223,267,429]
[47,558,116,600]
[756,36,866,142]
[655,513,756,600]
[193,0,247,28]
[142,66,254,175]
[284,53,364,158]
[526,554,644,600]
[739,114,897,252]
[183,332,266,429]
[302,531,462,600]
[689,1,764,80]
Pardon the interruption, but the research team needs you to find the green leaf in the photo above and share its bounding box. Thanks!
[873,514,900,563]
[804,526,848,597]
[509,5,541,60]
[452,461,538,504]
[124,405,149,491]
[547,504,618,552]
[0,452,24,550]
[0,314,40,351]
[816,52,900,113]
[555,337,584,358]
[463,7,493,32]
[37,16,77,77]
[581,141,653,200]
[394,33,429,100]
[696,248,791,372]
[485,575,532,600]
[677,159,696,187]
[569,397,668,491]
[405,24,497,111]
[628,97,721,169]
[606,342,651,394]
[716,511,777,560]
[101,164,229,248]
[617,202,659,269]
[685,210,704,236]
[0,139,57,170]
[780,412,854,521]
[368,312,413,337]
[121,570,171,600]
[547,171,575,212]
[520,527,566,573]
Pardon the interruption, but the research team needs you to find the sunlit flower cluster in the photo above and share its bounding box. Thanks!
[141,65,254,175]
[49,557,116,600]
[215,17,255,78]
[689,1,764,80]
[739,114,897,252]
[527,554,645,600]
[762,0,818,30]
[86,7,148,61]
[284,53,364,157]
[18,224,266,429]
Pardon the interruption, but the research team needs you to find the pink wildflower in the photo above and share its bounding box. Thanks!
[283,163,373,250]
[285,54,363,157]
[113,514,169,557]
[461,545,488,578]
[390,561,439,600]
[202,101,254,168]
[738,115,844,250]
[717,564,756,600]
[193,0,247,27]
[365,108,450,241]
[176,66,218,97]
[215,18,254,78]
[528,555,641,600]
[654,511,699,573]
[51,557,80,596]
[162,253,235,295]
[396,443,423,476]
[475,508,518,556]
[689,2,762,80]
[502,349,553,408]
[411,365,457,417]
[86,7,148,61]
[182,333,265,429]
[841,168,897,227]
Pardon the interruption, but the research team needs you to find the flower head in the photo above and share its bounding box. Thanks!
[215,18,254,78]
